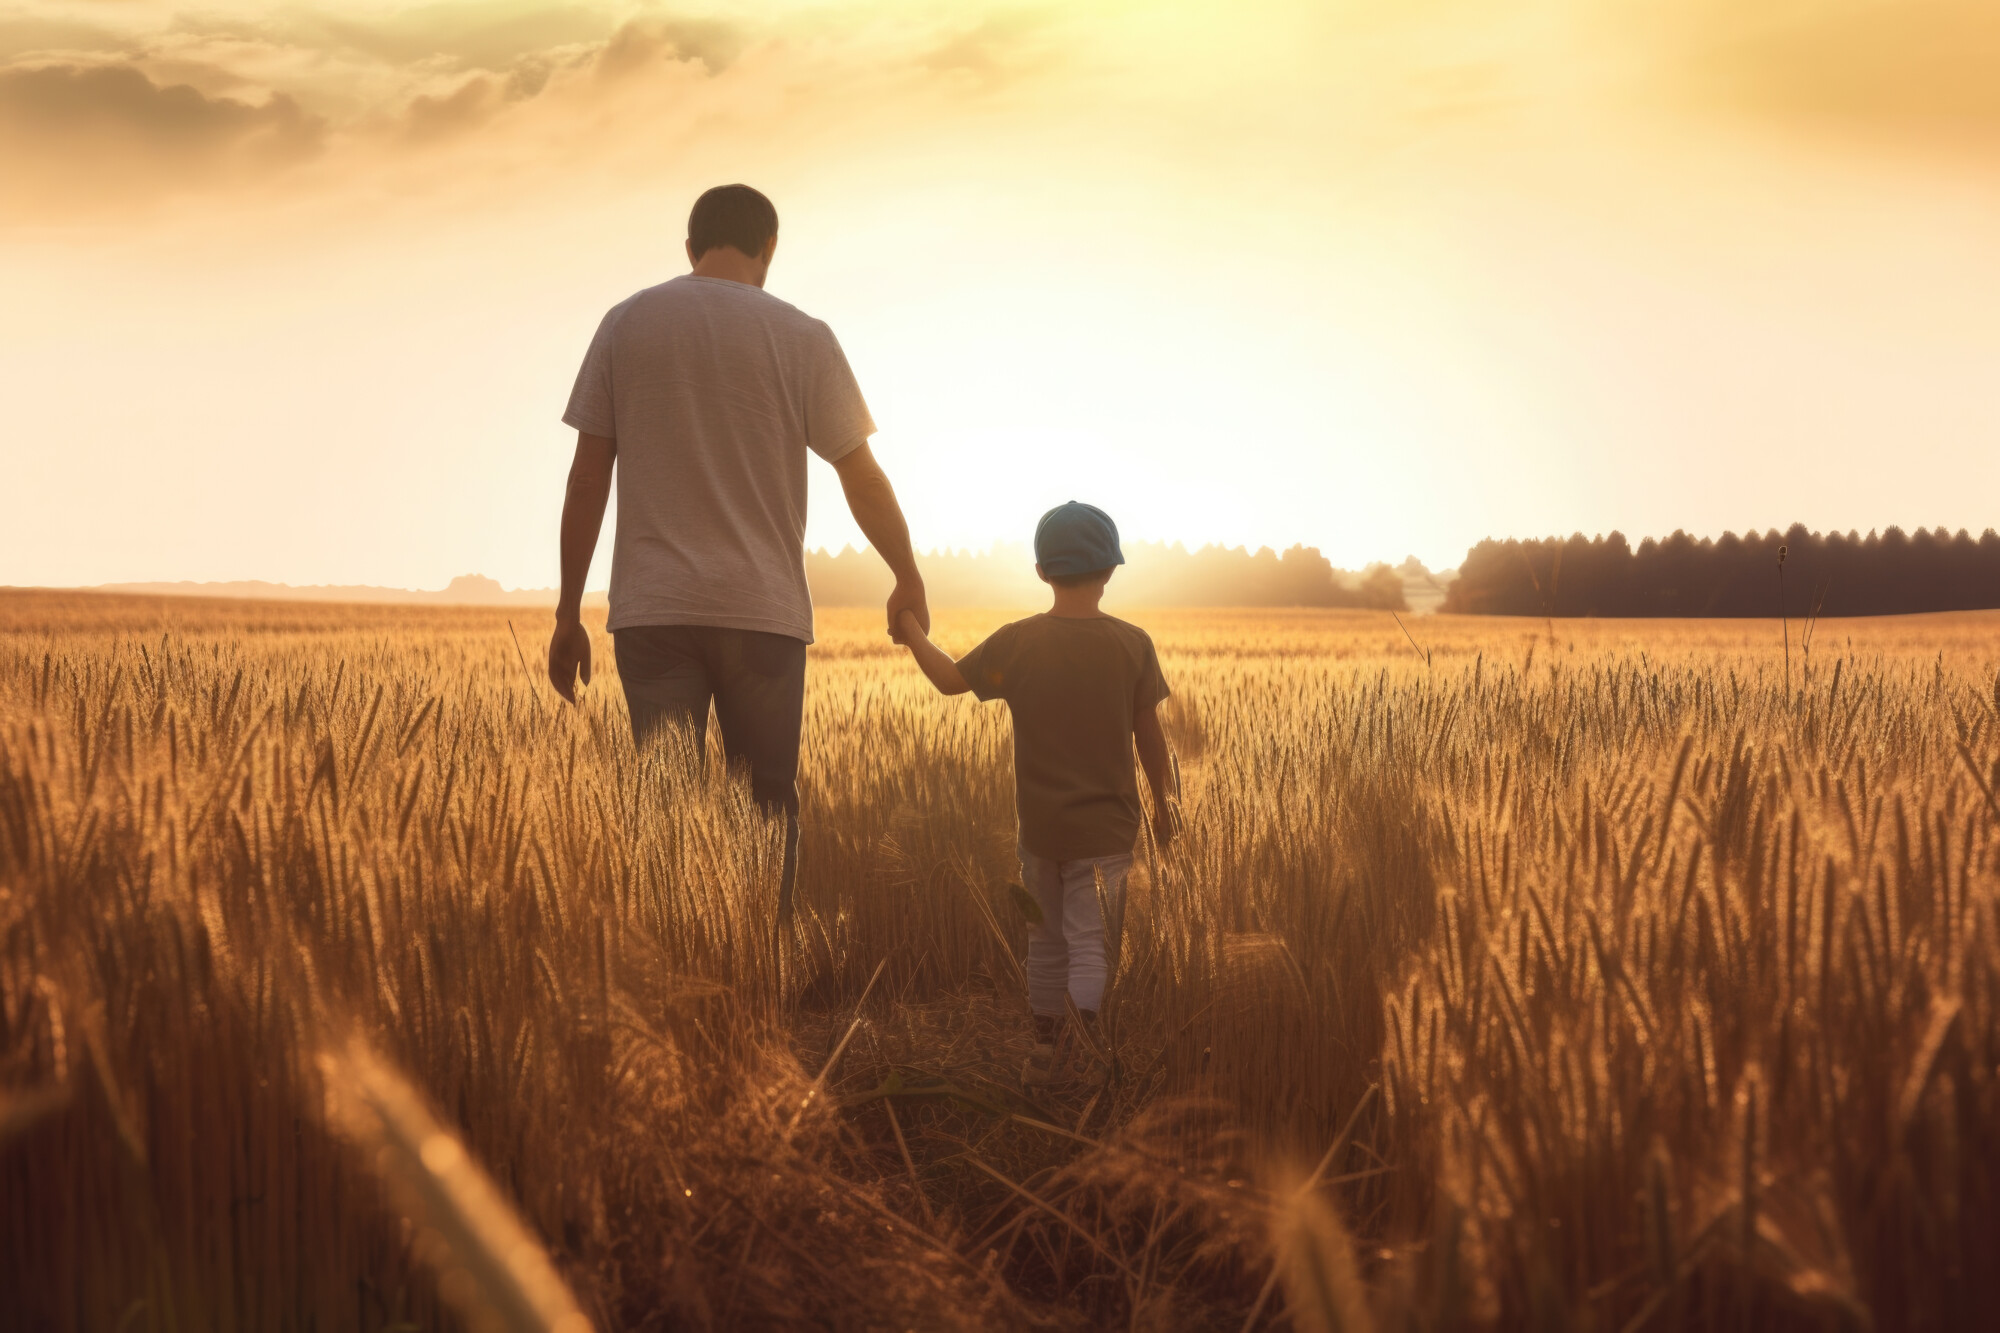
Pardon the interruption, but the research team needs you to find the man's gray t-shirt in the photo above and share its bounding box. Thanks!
[562,274,875,642]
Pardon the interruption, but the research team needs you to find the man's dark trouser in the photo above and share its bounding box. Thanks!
[613,625,806,926]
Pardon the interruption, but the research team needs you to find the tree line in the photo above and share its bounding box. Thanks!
[1442,525,2000,617]
[808,540,1408,610]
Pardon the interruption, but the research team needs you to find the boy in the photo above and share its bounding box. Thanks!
[894,501,1179,1086]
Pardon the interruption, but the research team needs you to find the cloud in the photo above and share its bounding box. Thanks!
[592,18,745,78]
[921,13,1053,86]
[1672,0,2000,146]
[0,14,131,62]
[0,62,323,213]
[311,3,620,73]
[402,72,502,142]
[391,15,749,147]
[35,0,1997,229]
[0,2,895,218]
[0,3,732,217]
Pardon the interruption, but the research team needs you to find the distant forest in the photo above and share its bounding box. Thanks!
[1443,526,2000,617]
[808,541,1409,610]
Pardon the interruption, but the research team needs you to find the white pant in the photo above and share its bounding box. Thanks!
[1019,845,1131,1018]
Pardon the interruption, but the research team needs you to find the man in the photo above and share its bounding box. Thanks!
[547,183,926,920]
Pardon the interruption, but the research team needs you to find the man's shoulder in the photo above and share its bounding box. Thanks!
[593,286,649,328]
[754,291,837,345]
[664,276,821,317]
[613,276,699,316]
[744,285,821,323]
[590,281,680,338]
[622,277,832,338]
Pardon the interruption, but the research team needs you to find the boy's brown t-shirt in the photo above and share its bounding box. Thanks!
[955,614,1170,861]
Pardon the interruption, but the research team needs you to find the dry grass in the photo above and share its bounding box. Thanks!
[2,589,1997,1330]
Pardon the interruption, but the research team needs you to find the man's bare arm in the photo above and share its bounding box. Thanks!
[1134,702,1181,845]
[829,442,928,636]
[548,431,615,703]
[894,609,970,695]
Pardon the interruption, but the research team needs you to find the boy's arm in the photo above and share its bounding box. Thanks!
[1134,702,1181,844]
[895,610,971,695]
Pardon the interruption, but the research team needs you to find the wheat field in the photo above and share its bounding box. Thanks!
[3,590,1996,1331]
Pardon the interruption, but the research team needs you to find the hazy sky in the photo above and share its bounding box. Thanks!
[4,0,1999,589]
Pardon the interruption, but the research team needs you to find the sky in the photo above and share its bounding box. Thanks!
[3,0,1999,590]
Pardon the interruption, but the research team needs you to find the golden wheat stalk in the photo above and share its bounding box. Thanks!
[320,1038,593,1333]
[1274,1187,1376,1333]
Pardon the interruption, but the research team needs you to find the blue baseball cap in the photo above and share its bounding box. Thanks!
[1034,501,1125,577]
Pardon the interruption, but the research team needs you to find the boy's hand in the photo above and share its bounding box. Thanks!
[886,578,930,640]
[896,611,973,695]
[1153,803,1181,848]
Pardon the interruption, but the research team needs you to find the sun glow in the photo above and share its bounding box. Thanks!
[4,0,2000,588]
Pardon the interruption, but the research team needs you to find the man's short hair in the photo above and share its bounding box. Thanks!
[688,184,778,260]
[1047,567,1116,589]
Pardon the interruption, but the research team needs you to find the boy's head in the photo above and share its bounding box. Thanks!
[1034,501,1123,589]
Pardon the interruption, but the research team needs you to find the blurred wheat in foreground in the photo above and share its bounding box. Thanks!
[3,591,1997,1331]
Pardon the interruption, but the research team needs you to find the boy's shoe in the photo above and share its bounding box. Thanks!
[1021,1042,1060,1087]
